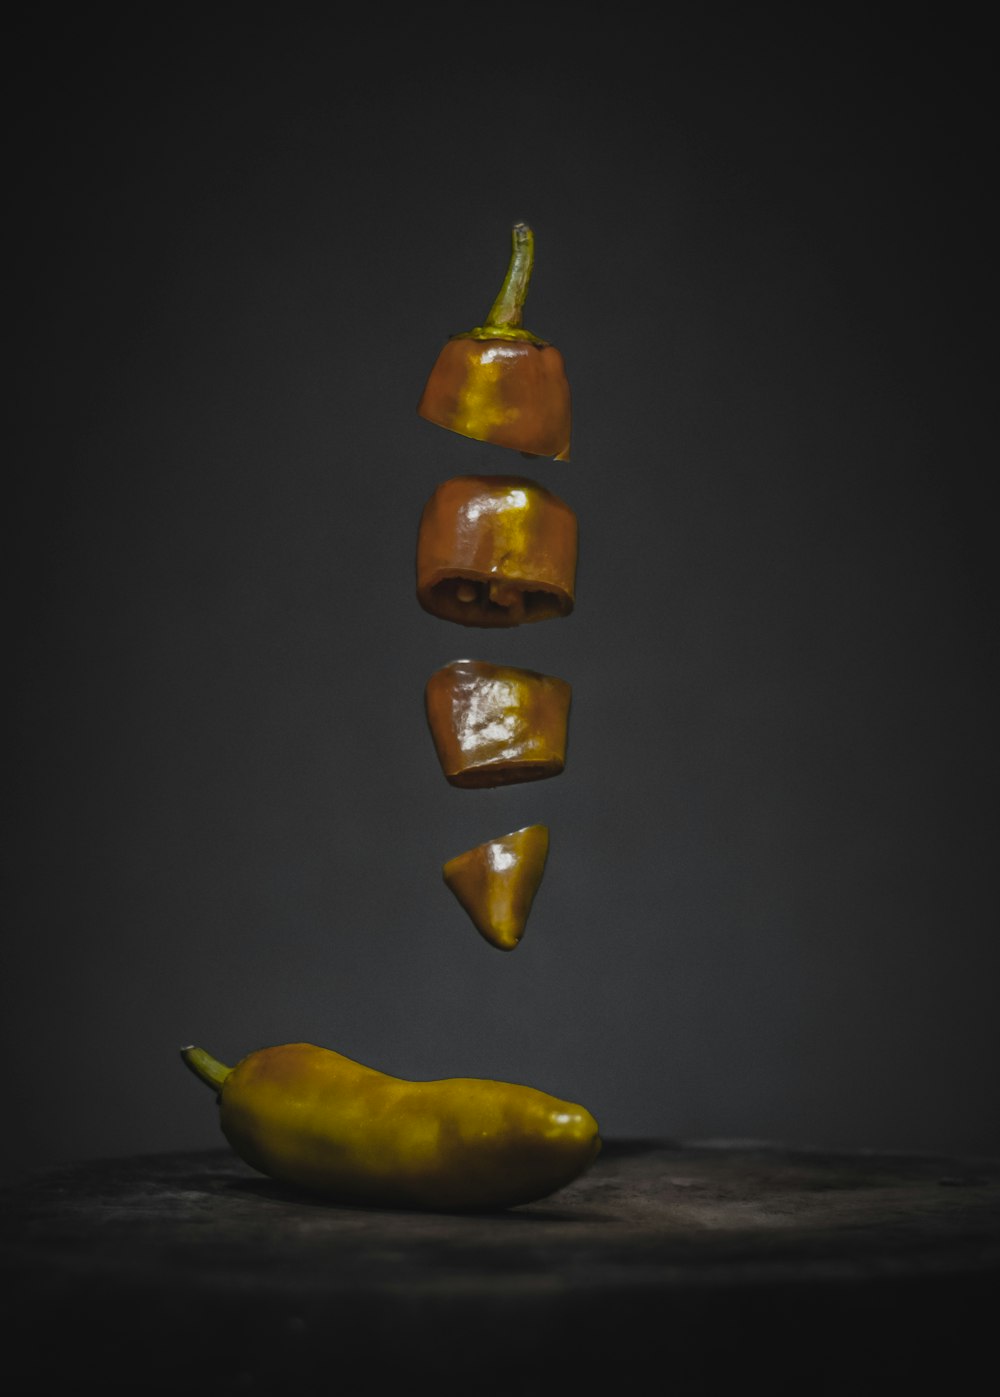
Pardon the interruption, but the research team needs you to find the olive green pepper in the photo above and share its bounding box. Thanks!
[181,1041,601,1212]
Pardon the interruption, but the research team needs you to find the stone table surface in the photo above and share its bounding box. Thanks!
[2,1139,998,1395]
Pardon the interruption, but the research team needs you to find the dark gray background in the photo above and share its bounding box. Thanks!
[8,12,996,1180]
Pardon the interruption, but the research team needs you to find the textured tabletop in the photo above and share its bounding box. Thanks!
[3,1139,998,1394]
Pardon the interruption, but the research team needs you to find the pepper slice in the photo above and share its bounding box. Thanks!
[417,223,571,461]
[425,658,571,788]
[443,824,550,951]
[417,474,577,627]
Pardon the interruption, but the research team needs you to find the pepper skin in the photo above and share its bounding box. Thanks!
[425,658,571,788]
[416,223,571,461]
[416,475,577,627]
[181,1042,601,1212]
[443,824,550,951]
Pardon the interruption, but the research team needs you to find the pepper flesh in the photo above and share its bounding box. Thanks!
[416,223,571,461]
[181,1042,601,1212]
[425,658,571,788]
[417,475,577,627]
[443,824,550,951]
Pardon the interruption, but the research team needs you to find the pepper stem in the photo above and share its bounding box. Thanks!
[181,1045,232,1093]
[484,223,534,330]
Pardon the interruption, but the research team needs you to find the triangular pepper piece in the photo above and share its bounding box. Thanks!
[442,824,550,951]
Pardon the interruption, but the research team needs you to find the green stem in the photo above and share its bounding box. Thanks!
[181,1045,232,1093]
[485,222,534,330]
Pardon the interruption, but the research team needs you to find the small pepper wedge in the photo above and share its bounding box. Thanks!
[181,1042,601,1212]
[425,658,571,788]
[443,823,550,951]
[417,474,577,627]
[417,223,571,461]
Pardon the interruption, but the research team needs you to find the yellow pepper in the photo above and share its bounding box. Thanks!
[181,1042,601,1211]
[416,474,577,627]
[416,223,571,461]
[443,823,550,951]
[425,658,571,788]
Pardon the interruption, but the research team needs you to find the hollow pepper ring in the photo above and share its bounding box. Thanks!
[416,474,577,628]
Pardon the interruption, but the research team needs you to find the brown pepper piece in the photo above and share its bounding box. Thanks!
[417,338,571,461]
[443,824,550,951]
[417,475,577,627]
[425,659,571,788]
[416,224,571,461]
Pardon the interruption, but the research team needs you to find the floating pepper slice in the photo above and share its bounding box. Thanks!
[425,658,571,788]
[443,824,550,951]
[417,223,571,461]
[417,474,577,627]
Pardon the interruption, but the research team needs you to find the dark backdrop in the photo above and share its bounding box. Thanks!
[8,11,996,1180]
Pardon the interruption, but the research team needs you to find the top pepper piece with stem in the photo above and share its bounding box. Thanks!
[417,223,571,461]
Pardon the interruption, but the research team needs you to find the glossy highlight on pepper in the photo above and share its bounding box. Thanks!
[181,1042,601,1212]
[443,823,550,951]
[417,474,577,627]
[417,223,572,461]
[425,658,571,788]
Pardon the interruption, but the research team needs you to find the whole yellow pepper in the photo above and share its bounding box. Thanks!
[181,1042,601,1211]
